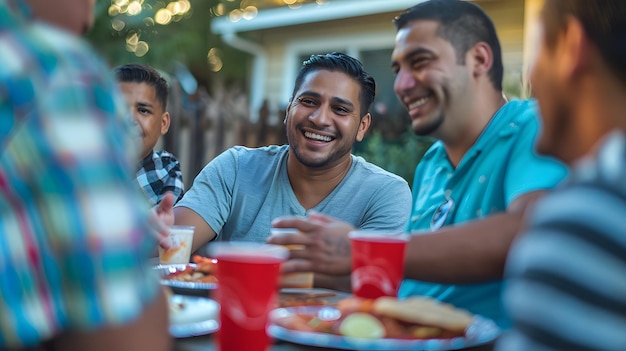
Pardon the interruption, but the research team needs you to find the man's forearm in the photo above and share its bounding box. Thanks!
[404,212,523,284]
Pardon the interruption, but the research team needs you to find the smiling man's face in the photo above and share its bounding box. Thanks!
[120,82,170,159]
[392,20,473,139]
[285,69,370,169]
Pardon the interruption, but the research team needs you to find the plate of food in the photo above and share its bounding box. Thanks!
[268,296,500,351]
[168,294,220,338]
[155,255,217,294]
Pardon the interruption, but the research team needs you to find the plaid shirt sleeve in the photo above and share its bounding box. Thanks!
[136,150,185,206]
[0,16,159,349]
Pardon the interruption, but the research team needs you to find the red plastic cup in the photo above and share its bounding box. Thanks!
[209,243,288,351]
[349,231,409,299]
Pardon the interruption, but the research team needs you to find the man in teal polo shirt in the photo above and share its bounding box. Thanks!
[392,2,565,328]
[399,98,566,328]
[269,0,567,329]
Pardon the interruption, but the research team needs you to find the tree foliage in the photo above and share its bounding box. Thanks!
[355,129,434,185]
[85,1,434,185]
[85,0,250,89]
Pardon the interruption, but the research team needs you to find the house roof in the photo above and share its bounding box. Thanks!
[211,0,421,34]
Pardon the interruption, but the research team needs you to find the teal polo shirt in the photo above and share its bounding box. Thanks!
[399,99,568,329]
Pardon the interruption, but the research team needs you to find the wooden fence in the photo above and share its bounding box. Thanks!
[161,82,287,189]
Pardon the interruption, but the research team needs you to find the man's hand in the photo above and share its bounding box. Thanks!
[151,192,175,248]
[268,212,354,276]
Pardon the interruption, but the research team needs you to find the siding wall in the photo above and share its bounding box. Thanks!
[239,0,527,113]
[170,0,535,182]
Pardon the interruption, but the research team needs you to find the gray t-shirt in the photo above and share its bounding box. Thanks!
[176,145,412,242]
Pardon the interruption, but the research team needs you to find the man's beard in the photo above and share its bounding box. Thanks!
[291,142,352,168]
[412,112,444,137]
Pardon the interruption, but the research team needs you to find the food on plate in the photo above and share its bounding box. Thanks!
[279,295,329,307]
[162,255,218,283]
[167,293,185,314]
[279,289,338,308]
[373,296,473,336]
[336,295,375,314]
[164,287,188,321]
[338,312,385,339]
[165,290,218,325]
[273,296,474,340]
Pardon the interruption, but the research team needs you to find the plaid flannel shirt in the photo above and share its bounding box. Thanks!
[0,0,159,348]
[136,150,185,206]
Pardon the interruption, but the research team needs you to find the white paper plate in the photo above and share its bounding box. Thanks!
[169,295,220,338]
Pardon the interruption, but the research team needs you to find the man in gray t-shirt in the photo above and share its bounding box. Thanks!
[158,52,412,254]
[177,144,410,243]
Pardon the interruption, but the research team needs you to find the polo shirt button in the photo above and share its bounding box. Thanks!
[444,189,452,197]
[478,175,487,183]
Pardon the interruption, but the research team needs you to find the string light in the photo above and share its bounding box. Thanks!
[105,0,327,62]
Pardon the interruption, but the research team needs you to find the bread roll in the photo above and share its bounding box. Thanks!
[373,296,473,332]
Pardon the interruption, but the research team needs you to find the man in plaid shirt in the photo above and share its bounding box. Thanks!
[0,0,170,349]
[115,63,185,206]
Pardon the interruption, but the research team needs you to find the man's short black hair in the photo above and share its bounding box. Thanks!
[541,0,626,87]
[114,63,169,110]
[393,0,504,91]
[291,52,376,118]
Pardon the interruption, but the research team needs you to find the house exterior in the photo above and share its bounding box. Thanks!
[211,0,543,126]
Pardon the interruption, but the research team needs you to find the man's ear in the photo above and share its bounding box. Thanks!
[355,113,371,142]
[161,112,171,135]
[284,103,292,125]
[558,16,590,83]
[469,42,493,79]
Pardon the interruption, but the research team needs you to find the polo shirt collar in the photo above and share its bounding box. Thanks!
[421,99,530,170]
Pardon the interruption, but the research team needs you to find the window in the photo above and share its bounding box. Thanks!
[360,48,409,139]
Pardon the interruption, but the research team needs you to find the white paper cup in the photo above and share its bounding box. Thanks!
[158,225,195,265]
[270,228,314,289]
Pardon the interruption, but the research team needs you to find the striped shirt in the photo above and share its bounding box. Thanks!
[498,131,626,351]
[136,149,184,206]
[0,0,159,348]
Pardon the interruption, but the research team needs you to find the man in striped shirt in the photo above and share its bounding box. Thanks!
[0,0,170,349]
[498,1,626,350]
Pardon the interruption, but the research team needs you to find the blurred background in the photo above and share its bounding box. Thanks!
[86,0,542,187]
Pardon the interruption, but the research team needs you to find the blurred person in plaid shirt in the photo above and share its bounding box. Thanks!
[114,63,185,206]
[0,0,171,350]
